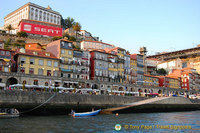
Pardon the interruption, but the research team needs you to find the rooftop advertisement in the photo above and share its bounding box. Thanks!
[19,22,62,37]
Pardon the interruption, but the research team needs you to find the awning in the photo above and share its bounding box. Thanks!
[54,80,61,82]
[3,59,11,62]
[64,81,70,83]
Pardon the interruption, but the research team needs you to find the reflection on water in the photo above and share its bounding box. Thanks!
[0,111,200,133]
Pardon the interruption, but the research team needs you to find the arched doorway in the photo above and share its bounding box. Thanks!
[118,87,124,91]
[92,84,98,89]
[6,77,18,87]
[158,89,162,94]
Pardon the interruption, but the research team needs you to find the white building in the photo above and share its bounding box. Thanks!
[81,40,115,50]
[157,58,182,73]
[4,2,61,34]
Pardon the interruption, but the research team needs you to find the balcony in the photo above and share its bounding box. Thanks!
[61,68,72,72]
[117,58,124,63]
[137,71,144,75]
[137,63,144,67]
[73,51,82,57]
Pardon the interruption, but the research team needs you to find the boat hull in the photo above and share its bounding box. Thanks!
[73,109,101,117]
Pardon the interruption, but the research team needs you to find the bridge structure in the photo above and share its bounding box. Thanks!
[101,97,171,114]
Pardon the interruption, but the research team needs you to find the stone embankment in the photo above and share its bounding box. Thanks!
[0,90,199,115]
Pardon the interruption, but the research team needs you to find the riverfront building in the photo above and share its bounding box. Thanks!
[144,74,159,87]
[90,50,109,82]
[14,48,60,77]
[111,47,126,83]
[4,2,62,36]
[137,54,145,85]
[46,39,74,78]
[130,54,137,84]
[106,51,118,83]
[0,49,12,72]
[124,54,131,84]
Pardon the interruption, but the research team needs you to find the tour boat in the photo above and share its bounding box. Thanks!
[0,108,20,118]
[71,109,101,117]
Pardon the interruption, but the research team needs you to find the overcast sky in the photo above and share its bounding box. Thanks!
[0,0,200,55]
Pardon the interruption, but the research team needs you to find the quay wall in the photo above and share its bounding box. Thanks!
[0,90,199,115]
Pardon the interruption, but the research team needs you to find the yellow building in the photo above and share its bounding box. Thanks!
[46,39,74,78]
[0,49,12,72]
[107,47,126,83]
[15,49,60,77]
[144,74,159,87]
[168,77,180,89]
[107,52,118,82]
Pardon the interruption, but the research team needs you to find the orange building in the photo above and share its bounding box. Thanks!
[25,43,46,51]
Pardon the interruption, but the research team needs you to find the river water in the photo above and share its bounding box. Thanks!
[0,111,199,133]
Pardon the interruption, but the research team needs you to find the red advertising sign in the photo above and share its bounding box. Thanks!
[19,22,62,37]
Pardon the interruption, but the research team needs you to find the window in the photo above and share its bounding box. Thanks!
[47,70,51,76]
[54,61,58,67]
[23,80,26,84]
[29,68,34,74]
[20,57,26,64]
[38,68,43,75]
[68,43,72,47]
[4,67,8,72]
[33,80,38,85]
[47,61,52,66]
[68,51,72,55]
[45,82,48,86]
[53,71,58,76]
[39,59,43,65]
[6,51,10,56]
[61,49,65,54]
[20,67,25,73]
[1,51,5,55]
[30,58,35,65]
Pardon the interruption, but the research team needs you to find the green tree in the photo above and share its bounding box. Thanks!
[16,31,28,37]
[62,32,70,39]
[156,68,167,76]
[4,38,12,50]
[69,36,76,42]
[5,24,14,34]
[52,36,62,41]
[64,17,75,29]
[73,22,81,40]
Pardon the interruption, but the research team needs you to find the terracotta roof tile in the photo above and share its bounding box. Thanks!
[17,49,59,59]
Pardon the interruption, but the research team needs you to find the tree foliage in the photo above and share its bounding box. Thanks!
[73,22,81,32]
[156,68,167,76]
[5,24,14,34]
[16,31,28,37]
[69,36,76,42]
[52,36,62,41]
[64,17,75,29]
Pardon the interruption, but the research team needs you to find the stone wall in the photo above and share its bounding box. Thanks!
[0,33,52,44]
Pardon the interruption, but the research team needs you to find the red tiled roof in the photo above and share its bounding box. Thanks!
[130,54,137,59]
[144,74,158,78]
[17,49,59,59]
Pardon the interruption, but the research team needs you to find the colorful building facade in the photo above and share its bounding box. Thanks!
[15,48,60,77]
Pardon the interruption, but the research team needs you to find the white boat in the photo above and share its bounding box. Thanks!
[0,108,20,118]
